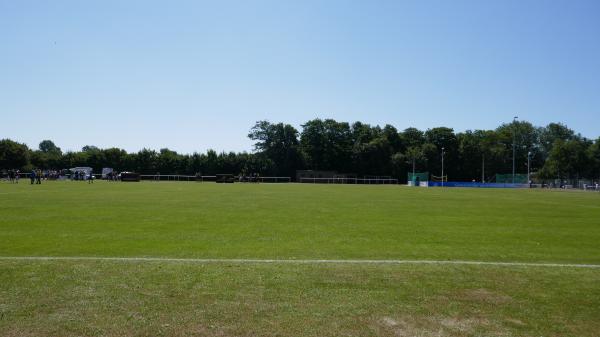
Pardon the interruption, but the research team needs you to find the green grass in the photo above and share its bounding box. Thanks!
[1,181,599,336]
[1,181,599,262]
[1,261,599,337]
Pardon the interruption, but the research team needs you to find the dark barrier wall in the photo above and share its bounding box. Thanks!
[121,172,140,182]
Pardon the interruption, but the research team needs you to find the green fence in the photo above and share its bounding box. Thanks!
[408,172,429,184]
[495,173,528,184]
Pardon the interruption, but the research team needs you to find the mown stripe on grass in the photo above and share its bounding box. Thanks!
[1,256,599,268]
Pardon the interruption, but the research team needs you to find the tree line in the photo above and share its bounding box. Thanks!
[1,119,599,182]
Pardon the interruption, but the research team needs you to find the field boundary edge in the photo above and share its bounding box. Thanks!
[0,256,599,268]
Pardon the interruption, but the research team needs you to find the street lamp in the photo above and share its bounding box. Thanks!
[527,151,532,185]
[441,147,445,187]
[512,116,518,183]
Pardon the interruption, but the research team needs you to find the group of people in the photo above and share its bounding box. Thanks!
[29,169,43,185]
[3,169,48,184]
[105,171,119,181]
[71,170,97,183]
[44,170,62,180]
[4,169,68,184]
[3,169,109,184]
[6,169,21,183]
[71,170,88,181]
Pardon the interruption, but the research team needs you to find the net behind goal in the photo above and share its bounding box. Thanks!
[495,174,528,184]
[407,172,429,185]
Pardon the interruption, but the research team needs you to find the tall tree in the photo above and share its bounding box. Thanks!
[157,148,181,174]
[300,119,352,172]
[405,146,426,178]
[401,127,425,148]
[538,123,575,159]
[495,121,540,176]
[352,131,393,176]
[588,138,600,180]
[39,140,62,155]
[457,130,506,182]
[249,121,302,177]
[539,139,590,180]
[33,140,63,169]
[102,148,129,171]
[424,127,458,179]
[382,125,403,153]
[0,139,30,170]
[133,149,158,174]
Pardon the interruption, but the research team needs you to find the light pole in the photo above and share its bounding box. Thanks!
[441,147,445,187]
[412,157,415,186]
[512,116,518,183]
[481,153,485,183]
[527,151,531,184]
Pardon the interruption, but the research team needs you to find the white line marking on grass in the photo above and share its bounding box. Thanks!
[0,256,599,268]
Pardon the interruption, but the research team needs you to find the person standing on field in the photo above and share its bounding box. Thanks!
[30,169,36,185]
[36,169,42,184]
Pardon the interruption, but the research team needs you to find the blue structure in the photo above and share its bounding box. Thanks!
[428,181,528,188]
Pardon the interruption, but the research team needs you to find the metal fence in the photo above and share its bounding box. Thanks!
[138,174,291,183]
[231,176,291,183]
[300,177,398,184]
[141,174,204,181]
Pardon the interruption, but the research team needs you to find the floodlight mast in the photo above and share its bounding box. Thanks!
[527,151,532,185]
[512,116,518,183]
[441,147,445,187]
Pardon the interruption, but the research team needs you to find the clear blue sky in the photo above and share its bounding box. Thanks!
[1,0,599,153]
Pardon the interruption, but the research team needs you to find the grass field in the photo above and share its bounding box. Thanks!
[1,181,599,336]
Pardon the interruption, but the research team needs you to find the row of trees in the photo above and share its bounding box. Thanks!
[0,141,270,177]
[248,119,600,181]
[2,119,599,182]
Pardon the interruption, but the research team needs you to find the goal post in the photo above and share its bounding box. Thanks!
[430,175,447,182]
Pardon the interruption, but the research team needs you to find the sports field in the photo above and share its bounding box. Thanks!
[1,182,599,336]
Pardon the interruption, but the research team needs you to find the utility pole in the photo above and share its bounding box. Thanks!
[512,116,518,183]
[441,147,445,187]
[527,151,531,185]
